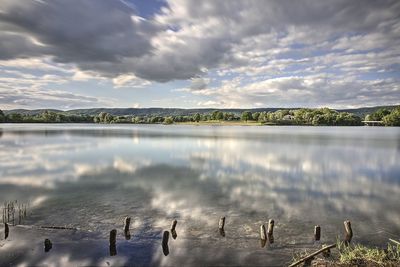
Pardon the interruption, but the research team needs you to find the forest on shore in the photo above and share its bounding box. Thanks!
[1,107,399,126]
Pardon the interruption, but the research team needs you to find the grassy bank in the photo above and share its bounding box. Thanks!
[291,240,400,266]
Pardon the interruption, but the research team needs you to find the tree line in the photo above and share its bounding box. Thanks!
[1,107,399,126]
[365,107,400,126]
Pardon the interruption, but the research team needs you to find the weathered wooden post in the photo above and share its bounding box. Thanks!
[260,224,267,240]
[219,217,225,230]
[162,231,169,256]
[171,220,177,231]
[124,217,131,240]
[109,229,117,256]
[124,217,131,232]
[314,225,321,241]
[171,220,177,239]
[4,223,9,239]
[344,220,353,245]
[267,219,274,243]
[267,219,274,235]
[12,202,15,226]
[218,217,226,237]
[260,224,267,247]
[44,238,52,252]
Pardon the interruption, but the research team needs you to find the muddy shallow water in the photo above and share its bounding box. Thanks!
[0,124,399,266]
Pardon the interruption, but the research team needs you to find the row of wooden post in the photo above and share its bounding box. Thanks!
[106,217,353,257]
[1,216,353,257]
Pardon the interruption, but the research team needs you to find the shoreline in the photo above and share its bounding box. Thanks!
[0,121,382,127]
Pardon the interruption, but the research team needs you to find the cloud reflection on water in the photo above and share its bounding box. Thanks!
[0,125,399,266]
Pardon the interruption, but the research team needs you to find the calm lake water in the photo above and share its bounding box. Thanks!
[0,124,399,266]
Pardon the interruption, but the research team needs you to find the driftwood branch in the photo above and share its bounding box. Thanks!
[289,243,336,267]
[389,238,400,246]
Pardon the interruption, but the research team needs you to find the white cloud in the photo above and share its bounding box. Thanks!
[112,74,151,88]
[189,74,400,108]
[0,0,399,108]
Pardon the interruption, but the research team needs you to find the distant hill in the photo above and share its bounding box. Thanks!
[3,105,399,117]
[4,107,282,116]
[339,105,399,118]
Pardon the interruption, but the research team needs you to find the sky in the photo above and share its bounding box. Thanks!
[0,0,399,110]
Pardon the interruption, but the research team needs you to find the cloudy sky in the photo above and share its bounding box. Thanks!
[0,0,399,110]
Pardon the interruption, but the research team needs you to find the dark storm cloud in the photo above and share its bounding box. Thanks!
[0,0,162,74]
[0,0,399,82]
[0,0,399,109]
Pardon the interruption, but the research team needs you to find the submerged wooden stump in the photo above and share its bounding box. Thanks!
[267,219,274,244]
[218,217,225,230]
[44,238,52,252]
[170,220,178,239]
[124,217,131,240]
[171,220,177,231]
[344,220,353,245]
[124,217,131,232]
[218,217,226,237]
[314,225,321,241]
[4,222,9,239]
[171,229,177,240]
[162,231,169,256]
[260,224,267,240]
[260,224,267,247]
[109,229,117,256]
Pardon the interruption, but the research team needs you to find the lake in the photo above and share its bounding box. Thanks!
[0,124,399,266]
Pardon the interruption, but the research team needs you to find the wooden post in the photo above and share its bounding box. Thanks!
[260,224,266,240]
[109,229,117,256]
[124,217,131,232]
[218,217,226,237]
[162,231,169,256]
[170,220,178,239]
[344,220,353,245]
[44,239,52,252]
[260,224,267,247]
[314,225,321,241]
[218,217,225,230]
[4,223,9,239]
[171,220,177,231]
[123,217,131,239]
[12,202,14,226]
[267,219,274,244]
[267,219,274,235]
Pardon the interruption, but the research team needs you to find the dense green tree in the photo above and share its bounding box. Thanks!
[211,110,219,120]
[193,113,201,122]
[164,117,173,124]
[216,111,224,120]
[382,108,400,126]
[7,113,23,122]
[252,112,260,121]
[40,111,58,122]
[0,109,5,123]
[368,108,391,121]
[241,111,252,121]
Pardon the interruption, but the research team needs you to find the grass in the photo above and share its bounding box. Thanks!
[337,241,400,266]
[290,240,400,266]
